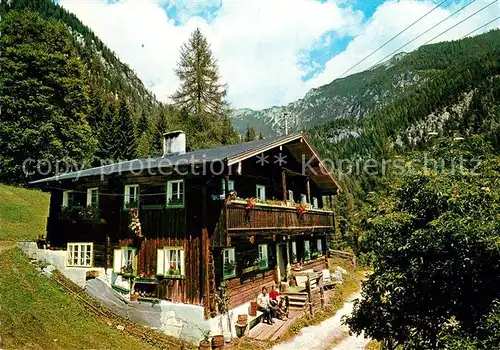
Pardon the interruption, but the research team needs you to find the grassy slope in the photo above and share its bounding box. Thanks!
[0,247,156,350]
[0,184,49,241]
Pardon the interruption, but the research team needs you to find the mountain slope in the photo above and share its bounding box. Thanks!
[232,31,500,138]
[4,0,158,117]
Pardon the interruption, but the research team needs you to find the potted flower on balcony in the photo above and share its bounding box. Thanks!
[311,250,319,259]
[80,205,100,223]
[296,203,308,220]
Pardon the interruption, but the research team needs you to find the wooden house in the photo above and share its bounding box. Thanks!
[31,132,339,317]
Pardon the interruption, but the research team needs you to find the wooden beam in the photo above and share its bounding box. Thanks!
[282,169,287,202]
[306,177,311,204]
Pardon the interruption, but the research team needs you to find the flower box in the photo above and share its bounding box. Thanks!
[242,265,259,274]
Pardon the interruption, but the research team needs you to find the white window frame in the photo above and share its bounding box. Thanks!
[312,197,319,209]
[317,238,323,253]
[304,240,311,260]
[166,180,184,207]
[156,247,185,278]
[221,179,235,197]
[256,184,266,200]
[113,247,136,275]
[87,187,99,206]
[124,184,139,209]
[62,190,74,208]
[67,242,93,267]
[291,241,297,262]
[287,190,294,202]
[258,243,268,269]
[301,193,307,204]
[223,247,236,278]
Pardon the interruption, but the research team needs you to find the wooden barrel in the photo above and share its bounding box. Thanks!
[237,314,248,325]
[249,301,257,316]
[212,335,225,348]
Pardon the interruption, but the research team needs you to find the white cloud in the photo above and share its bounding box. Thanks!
[59,0,499,110]
[59,0,363,109]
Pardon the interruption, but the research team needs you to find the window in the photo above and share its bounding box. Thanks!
[223,247,236,278]
[87,188,98,206]
[258,244,268,269]
[304,240,311,261]
[113,248,136,275]
[67,243,93,267]
[312,197,319,209]
[288,190,294,202]
[317,238,323,253]
[124,184,139,209]
[291,241,297,263]
[62,190,75,208]
[156,247,185,278]
[166,180,184,207]
[221,179,235,197]
[256,184,266,200]
[301,194,307,204]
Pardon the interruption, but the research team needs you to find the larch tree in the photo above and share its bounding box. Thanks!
[171,28,238,149]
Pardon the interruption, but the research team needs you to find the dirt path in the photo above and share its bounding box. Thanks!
[271,292,370,350]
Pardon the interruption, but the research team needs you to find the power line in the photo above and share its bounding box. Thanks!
[460,15,500,38]
[335,0,450,80]
[420,0,498,47]
[371,0,477,69]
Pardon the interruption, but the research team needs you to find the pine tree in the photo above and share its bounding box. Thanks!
[0,10,97,183]
[150,112,169,157]
[136,111,149,138]
[244,126,257,142]
[114,99,137,160]
[97,101,118,160]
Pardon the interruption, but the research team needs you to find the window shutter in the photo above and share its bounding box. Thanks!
[180,249,185,276]
[113,249,122,273]
[166,183,172,204]
[132,250,138,276]
[157,249,165,275]
[230,248,235,261]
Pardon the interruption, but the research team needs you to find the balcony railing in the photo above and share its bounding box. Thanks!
[226,201,334,232]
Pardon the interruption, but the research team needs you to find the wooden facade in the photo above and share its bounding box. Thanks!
[37,133,338,315]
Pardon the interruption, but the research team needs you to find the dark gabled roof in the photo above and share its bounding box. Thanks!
[30,134,304,184]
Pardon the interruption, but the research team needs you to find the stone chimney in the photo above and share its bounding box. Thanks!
[163,130,186,156]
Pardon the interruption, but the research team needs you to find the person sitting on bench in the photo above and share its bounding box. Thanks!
[257,286,276,324]
[269,284,288,320]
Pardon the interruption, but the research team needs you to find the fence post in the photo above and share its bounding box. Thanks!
[306,276,314,315]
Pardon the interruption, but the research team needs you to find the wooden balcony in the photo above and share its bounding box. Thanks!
[225,201,334,234]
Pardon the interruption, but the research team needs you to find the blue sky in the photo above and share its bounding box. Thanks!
[59,0,499,109]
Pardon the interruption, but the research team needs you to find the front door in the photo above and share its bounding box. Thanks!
[277,243,288,280]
